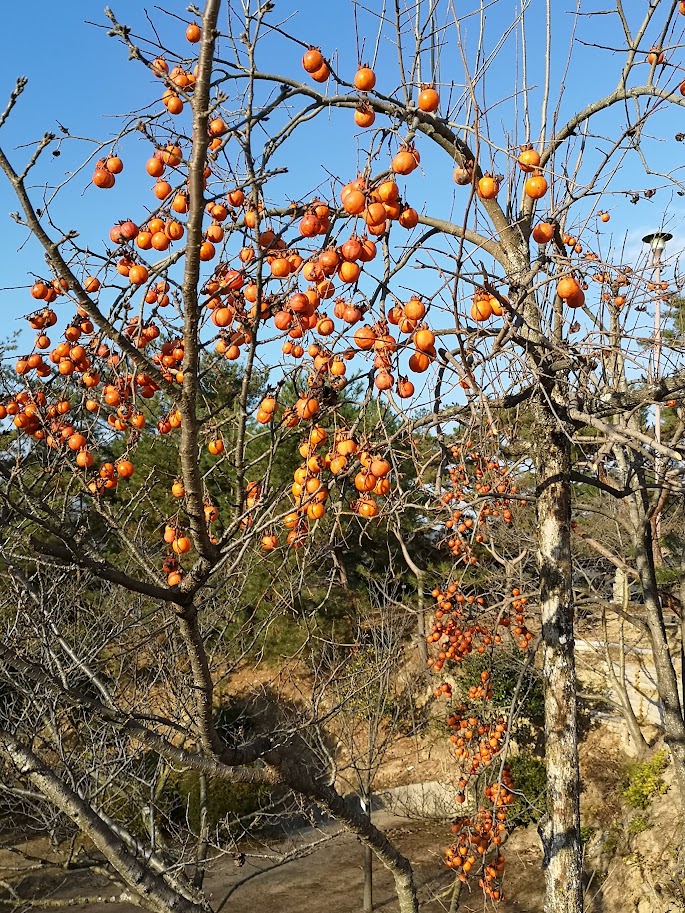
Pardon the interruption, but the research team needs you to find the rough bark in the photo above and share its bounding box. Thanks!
[273,759,418,913]
[627,490,685,804]
[0,732,205,913]
[533,405,583,913]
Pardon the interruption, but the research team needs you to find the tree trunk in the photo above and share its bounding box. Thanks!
[360,791,374,913]
[630,506,685,803]
[533,409,583,913]
[679,540,685,719]
[0,731,204,913]
[193,772,209,889]
[277,759,418,913]
[361,768,374,913]
[604,583,649,756]
[363,843,374,913]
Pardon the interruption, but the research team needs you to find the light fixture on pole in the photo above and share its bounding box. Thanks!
[642,230,672,557]
[642,231,672,267]
[641,230,671,396]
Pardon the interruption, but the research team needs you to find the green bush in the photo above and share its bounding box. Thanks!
[167,771,271,833]
[628,814,651,836]
[457,649,544,743]
[602,828,620,856]
[579,825,596,845]
[621,750,669,810]
[507,754,547,829]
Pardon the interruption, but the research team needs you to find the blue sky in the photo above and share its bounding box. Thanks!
[1,0,684,367]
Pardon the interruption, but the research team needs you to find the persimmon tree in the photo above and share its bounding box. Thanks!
[1,3,685,913]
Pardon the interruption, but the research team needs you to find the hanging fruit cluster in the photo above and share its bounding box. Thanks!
[427,581,531,673]
[8,272,159,488]
[439,445,524,564]
[255,409,396,550]
[427,585,493,674]
[508,588,532,650]
[427,578,525,902]
[445,769,512,901]
[161,497,219,585]
[150,52,198,117]
[92,155,123,189]
[445,692,510,772]
[470,288,504,323]
[282,421,331,548]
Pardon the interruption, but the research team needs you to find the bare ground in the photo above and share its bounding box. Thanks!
[0,815,545,913]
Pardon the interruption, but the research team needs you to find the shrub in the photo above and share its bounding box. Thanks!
[171,772,271,832]
[628,814,651,836]
[457,648,544,743]
[507,754,547,829]
[579,825,596,845]
[621,750,669,810]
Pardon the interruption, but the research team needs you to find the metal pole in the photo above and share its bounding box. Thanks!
[654,249,662,451]
[642,231,671,559]
[360,794,373,913]
[653,251,663,558]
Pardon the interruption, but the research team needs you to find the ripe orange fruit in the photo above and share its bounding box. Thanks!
[310,61,331,83]
[524,174,548,199]
[532,222,555,244]
[186,22,201,42]
[557,276,581,300]
[93,168,115,189]
[471,298,493,322]
[154,180,172,200]
[262,534,278,551]
[392,145,420,175]
[354,104,375,127]
[200,241,216,261]
[302,48,324,73]
[517,147,541,172]
[414,327,436,352]
[105,156,123,174]
[128,264,149,285]
[116,460,135,478]
[354,66,376,91]
[417,86,439,112]
[477,175,499,199]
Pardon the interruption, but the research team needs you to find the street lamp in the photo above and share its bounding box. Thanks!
[642,230,672,439]
[642,230,672,265]
[642,230,672,558]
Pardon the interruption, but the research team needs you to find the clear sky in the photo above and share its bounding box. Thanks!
[1,0,684,355]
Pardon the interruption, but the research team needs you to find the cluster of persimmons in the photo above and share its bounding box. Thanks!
[424,441,534,901]
[427,575,530,901]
